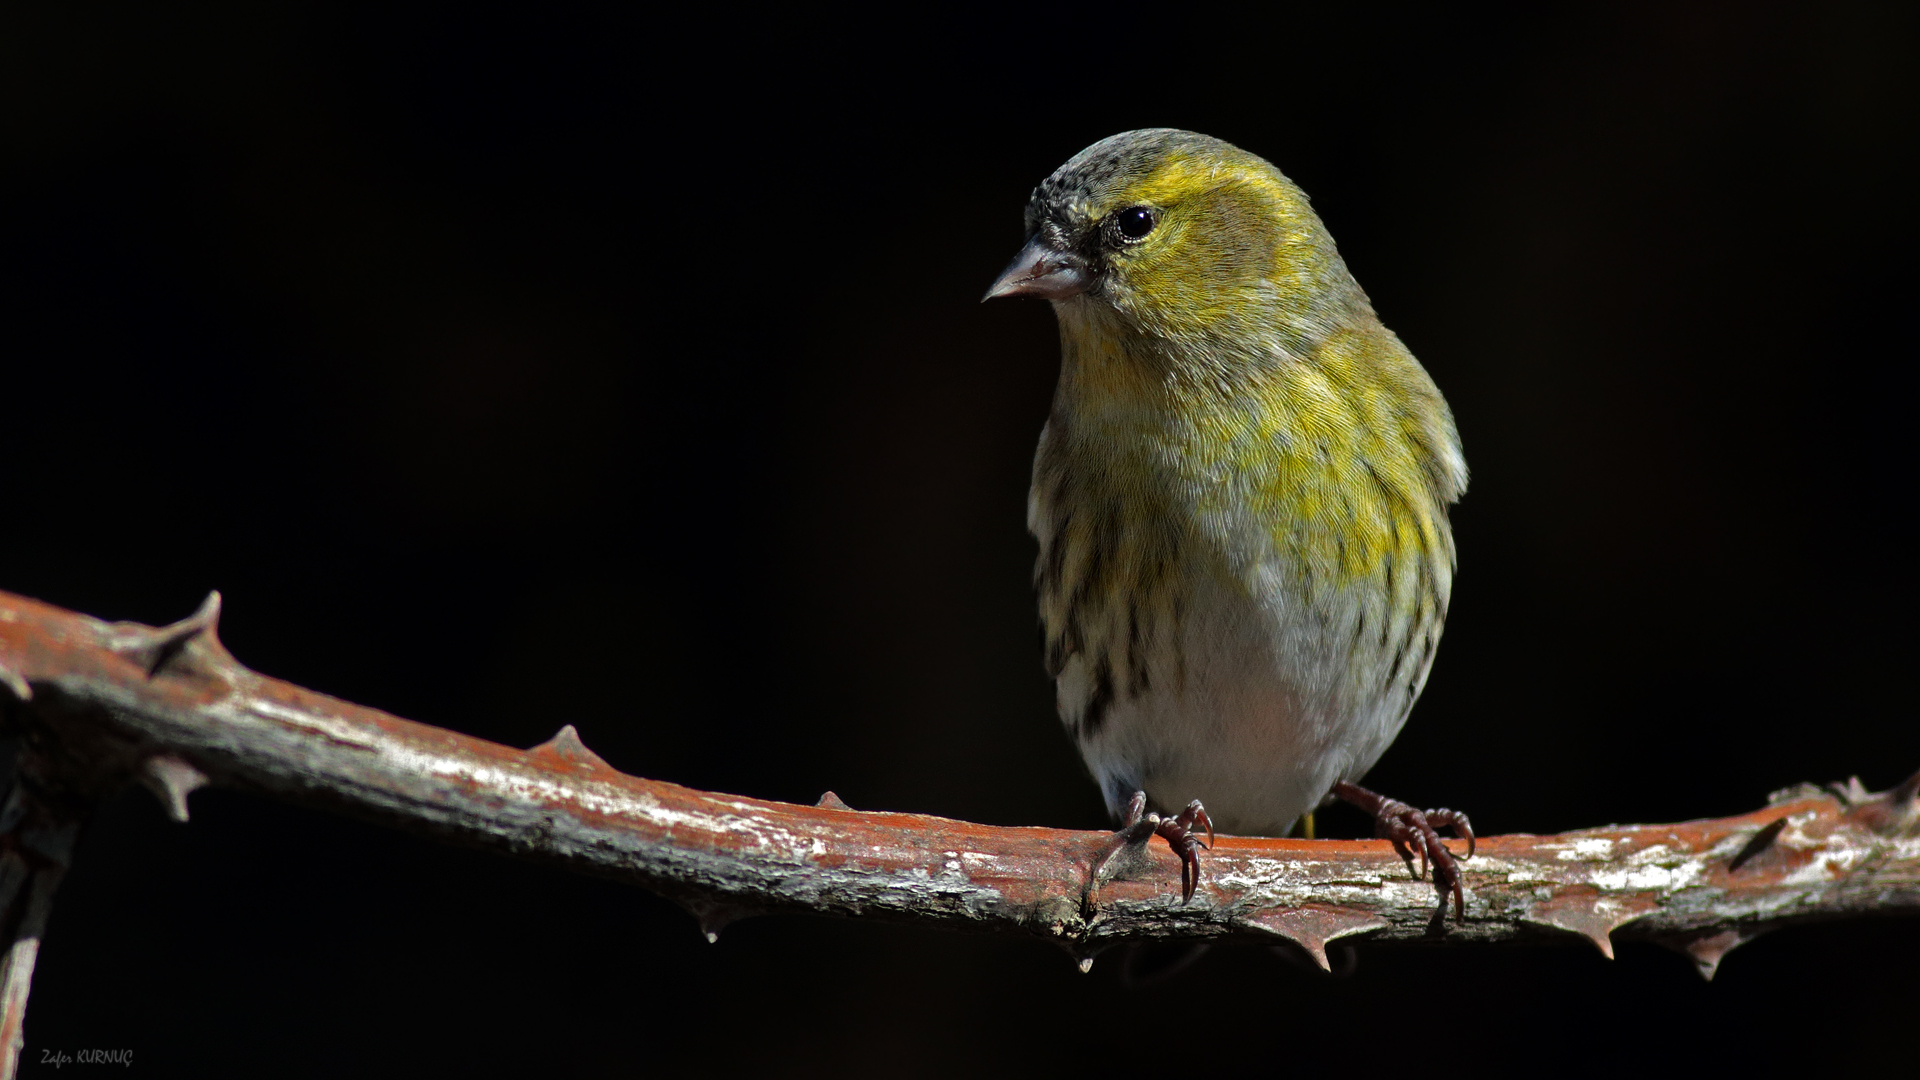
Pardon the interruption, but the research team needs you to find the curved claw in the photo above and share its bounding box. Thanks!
[1429,807,1476,860]
[1174,799,1215,850]
[1156,819,1208,903]
[1333,781,1474,924]
[1377,818,1422,879]
[1089,792,1214,906]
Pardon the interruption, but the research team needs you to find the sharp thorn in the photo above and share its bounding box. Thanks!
[528,724,615,772]
[109,591,225,678]
[138,754,209,823]
[1525,897,1656,959]
[684,899,754,944]
[1242,906,1390,970]
[1663,928,1750,981]
[0,664,29,703]
[1842,768,1920,837]
[1305,942,1333,973]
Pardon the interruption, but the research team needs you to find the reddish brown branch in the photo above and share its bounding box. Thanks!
[1,588,1918,1070]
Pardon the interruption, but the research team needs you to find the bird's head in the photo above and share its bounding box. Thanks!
[985,129,1362,353]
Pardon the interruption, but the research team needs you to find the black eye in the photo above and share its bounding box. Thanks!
[1112,206,1156,242]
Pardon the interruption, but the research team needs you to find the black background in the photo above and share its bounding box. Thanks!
[4,4,1917,1076]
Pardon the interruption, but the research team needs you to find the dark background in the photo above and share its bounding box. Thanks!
[4,3,1916,1076]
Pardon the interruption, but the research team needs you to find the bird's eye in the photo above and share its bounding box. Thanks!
[1112,206,1156,242]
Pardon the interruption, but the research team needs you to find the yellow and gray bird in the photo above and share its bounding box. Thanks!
[986,129,1474,914]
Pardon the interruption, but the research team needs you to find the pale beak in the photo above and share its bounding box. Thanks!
[982,235,1090,301]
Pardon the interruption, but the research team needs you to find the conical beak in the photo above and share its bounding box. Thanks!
[982,235,1090,301]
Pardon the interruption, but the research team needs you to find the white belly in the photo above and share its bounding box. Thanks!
[1060,551,1417,836]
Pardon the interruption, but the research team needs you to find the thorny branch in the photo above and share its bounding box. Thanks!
[1,589,1918,1075]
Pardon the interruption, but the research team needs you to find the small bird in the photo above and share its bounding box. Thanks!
[986,129,1474,916]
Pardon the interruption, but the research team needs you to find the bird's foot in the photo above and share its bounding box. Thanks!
[1088,792,1214,904]
[1330,780,1474,922]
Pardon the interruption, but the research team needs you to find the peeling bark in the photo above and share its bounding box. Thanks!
[1,589,1917,1076]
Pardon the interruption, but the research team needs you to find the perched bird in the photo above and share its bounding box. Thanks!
[985,129,1474,915]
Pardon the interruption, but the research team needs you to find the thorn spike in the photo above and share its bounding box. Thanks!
[138,754,210,823]
[1525,893,1655,960]
[1661,929,1751,982]
[0,664,29,703]
[1240,905,1388,973]
[1305,943,1333,973]
[1841,769,1920,837]
[108,590,227,678]
[188,590,223,630]
[814,791,855,811]
[684,899,754,944]
[528,724,615,772]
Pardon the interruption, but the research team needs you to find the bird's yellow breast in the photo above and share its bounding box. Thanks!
[1049,298,1450,596]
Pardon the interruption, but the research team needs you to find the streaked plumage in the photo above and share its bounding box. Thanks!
[998,129,1465,837]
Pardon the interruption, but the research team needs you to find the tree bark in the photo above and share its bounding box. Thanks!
[1,589,1916,1076]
